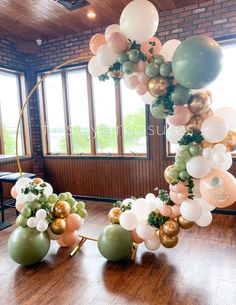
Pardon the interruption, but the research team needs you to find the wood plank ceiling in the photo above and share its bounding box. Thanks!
[0,0,207,41]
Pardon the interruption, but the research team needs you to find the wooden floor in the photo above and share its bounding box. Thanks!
[0,201,236,305]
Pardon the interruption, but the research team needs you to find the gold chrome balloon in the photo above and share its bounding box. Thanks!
[148,76,171,97]
[108,70,124,79]
[50,218,66,235]
[164,165,178,184]
[220,130,236,152]
[162,219,180,238]
[188,92,211,115]
[33,177,43,185]
[108,207,122,224]
[159,229,178,248]
[186,115,203,131]
[177,216,195,229]
[53,201,71,218]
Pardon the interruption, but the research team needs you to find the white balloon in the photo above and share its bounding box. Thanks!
[213,143,227,153]
[36,209,47,220]
[43,183,53,197]
[196,197,215,211]
[136,220,156,240]
[120,0,159,43]
[214,107,236,130]
[160,39,181,61]
[27,217,37,228]
[119,211,138,231]
[180,199,203,221]
[16,193,28,204]
[212,151,226,164]
[15,177,32,193]
[97,44,118,67]
[88,56,107,77]
[196,211,212,227]
[166,125,186,144]
[216,152,232,171]
[141,91,155,105]
[144,234,160,251]
[122,198,135,206]
[186,156,211,179]
[25,192,36,202]
[105,24,121,40]
[36,220,49,232]
[202,147,213,159]
[146,198,163,213]
[201,116,228,143]
[131,198,149,220]
[145,193,156,200]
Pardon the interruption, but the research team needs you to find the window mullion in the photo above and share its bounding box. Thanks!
[61,71,72,155]
[115,84,123,155]
[86,70,96,155]
[0,102,4,154]
[40,77,50,155]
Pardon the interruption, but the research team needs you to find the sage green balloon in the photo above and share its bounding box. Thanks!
[179,170,190,181]
[8,227,50,266]
[145,63,159,78]
[129,49,140,63]
[159,62,172,77]
[151,103,168,119]
[118,53,129,64]
[122,61,136,75]
[174,160,186,171]
[152,54,165,65]
[172,36,223,89]
[98,224,133,262]
[171,84,191,105]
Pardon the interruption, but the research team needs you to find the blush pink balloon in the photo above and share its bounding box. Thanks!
[128,75,139,89]
[136,60,148,72]
[65,214,83,232]
[62,231,79,246]
[160,205,171,217]
[169,184,175,192]
[141,37,162,59]
[11,186,18,199]
[169,106,192,126]
[107,32,128,54]
[136,83,148,95]
[177,192,188,201]
[172,182,187,193]
[131,229,144,244]
[57,238,69,248]
[89,33,106,55]
[16,201,24,212]
[169,191,182,205]
[171,205,180,216]
[169,213,177,219]
[138,72,150,84]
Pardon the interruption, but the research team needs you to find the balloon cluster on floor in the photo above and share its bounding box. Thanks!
[92,0,236,262]
[8,177,87,265]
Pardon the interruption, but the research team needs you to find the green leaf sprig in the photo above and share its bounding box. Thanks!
[147,211,169,228]
[158,189,174,206]
[178,129,204,146]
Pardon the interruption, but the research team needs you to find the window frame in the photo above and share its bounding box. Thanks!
[38,64,150,160]
[165,35,236,160]
[0,67,31,161]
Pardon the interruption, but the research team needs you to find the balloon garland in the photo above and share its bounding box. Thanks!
[88,0,236,260]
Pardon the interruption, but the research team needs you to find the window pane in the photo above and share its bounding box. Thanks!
[120,82,147,154]
[67,69,91,154]
[44,73,66,153]
[0,72,24,155]
[92,77,117,153]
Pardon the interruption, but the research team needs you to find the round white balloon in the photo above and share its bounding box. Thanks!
[166,125,186,144]
[214,107,236,130]
[196,197,215,211]
[122,198,135,206]
[201,116,228,143]
[120,0,159,43]
[27,217,37,228]
[96,44,118,67]
[105,24,121,40]
[88,56,107,77]
[36,209,47,220]
[36,220,49,232]
[136,220,156,240]
[196,211,212,227]
[15,177,32,194]
[141,91,155,105]
[43,183,53,197]
[186,156,211,179]
[180,199,203,221]
[160,39,181,61]
[144,234,160,251]
[131,198,149,220]
[213,143,227,153]
[119,210,138,231]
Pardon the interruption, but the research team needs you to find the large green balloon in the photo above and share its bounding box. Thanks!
[151,103,168,119]
[8,227,50,266]
[171,84,191,105]
[172,36,223,89]
[98,224,133,262]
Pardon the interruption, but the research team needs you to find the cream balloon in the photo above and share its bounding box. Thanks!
[214,107,236,130]
[196,211,212,227]
[180,199,203,222]
[186,156,211,179]
[144,234,160,251]
[88,56,107,77]
[105,24,121,40]
[160,39,181,61]
[141,91,155,105]
[120,0,159,43]
[136,220,156,240]
[96,44,118,67]
[119,210,138,231]
[201,116,228,143]
[166,125,186,144]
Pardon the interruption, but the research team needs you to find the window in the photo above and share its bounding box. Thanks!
[0,68,30,158]
[167,40,236,157]
[39,66,148,157]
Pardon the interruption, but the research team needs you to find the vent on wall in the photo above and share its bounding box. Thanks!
[56,0,89,11]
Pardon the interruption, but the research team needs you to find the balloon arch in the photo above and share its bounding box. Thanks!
[8,0,236,264]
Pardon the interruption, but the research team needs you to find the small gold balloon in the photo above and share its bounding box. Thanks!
[53,201,71,218]
[108,70,124,79]
[164,165,177,184]
[188,92,211,115]
[50,218,66,235]
[162,219,180,238]
[186,115,203,131]
[159,230,178,248]
[108,207,122,224]
[220,130,236,152]
[177,216,195,230]
[33,177,43,185]
[148,76,171,97]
